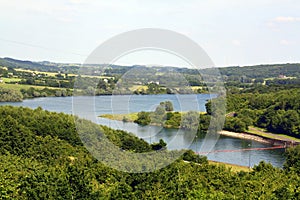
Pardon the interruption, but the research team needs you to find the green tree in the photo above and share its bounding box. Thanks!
[284,145,300,174]
[151,139,167,151]
[161,101,174,112]
[134,111,151,125]
[181,111,199,130]
[224,117,247,132]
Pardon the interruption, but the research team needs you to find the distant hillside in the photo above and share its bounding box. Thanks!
[0,57,60,72]
[1,57,300,79]
[217,64,300,79]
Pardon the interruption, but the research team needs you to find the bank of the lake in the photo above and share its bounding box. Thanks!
[101,112,300,146]
[219,129,300,147]
[219,130,271,144]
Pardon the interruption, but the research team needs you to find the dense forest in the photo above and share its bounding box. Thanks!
[0,106,300,199]
[206,87,300,138]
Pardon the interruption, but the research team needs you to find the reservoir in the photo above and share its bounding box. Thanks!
[0,94,286,168]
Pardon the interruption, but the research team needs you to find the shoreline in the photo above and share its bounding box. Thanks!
[100,113,300,146]
[219,130,300,146]
[219,130,271,144]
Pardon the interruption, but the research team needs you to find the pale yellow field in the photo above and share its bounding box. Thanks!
[15,68,58,77]
[208,160,252,172]
[99,113,139,122]
[0,83,63,90]
[129,85,148,91]
[1,77,22,83]
[15,68,113,79]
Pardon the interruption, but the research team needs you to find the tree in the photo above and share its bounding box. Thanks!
[155,105,166,115]
[224,117,247,132]
[151,139,167,151]
[181,111,199,130]
[284,145,300,174]
[163,101,174,112]
[0,88,23,102]
[205,101,212,115]
[182,150,208,164]
[134,111,151,125]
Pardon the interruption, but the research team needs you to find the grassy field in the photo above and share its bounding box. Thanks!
[276,134,300,142]
[100,113,139,122]
[247,126,300,142]
[0,66,8,70]
[0,83,62,91]
[15,68,59,77]
[129,85,148,92]
[15,68,113,79]
[264,76,297,81]
[1,77,22,83]
[191,86,203,90]
[208,160,252,172]
[80,74,114,79]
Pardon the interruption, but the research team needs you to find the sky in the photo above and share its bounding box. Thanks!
[0,0,300,67]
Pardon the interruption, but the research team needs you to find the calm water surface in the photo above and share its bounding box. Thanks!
[0,94,285,168]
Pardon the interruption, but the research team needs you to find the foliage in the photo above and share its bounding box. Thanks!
[284,145,300,174]
[135,101,176,127]
[181,111,200,131]
[151,139,167,151]
[224,117,248,132]
[206,88,300,138]
[134,111,151,125]
[160,101,174,111]
[0,106,300,199]
[164,112,182,128]
[0,87,23,102]
[182,150,208,164]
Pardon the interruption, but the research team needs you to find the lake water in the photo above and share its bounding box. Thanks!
[0,94,286,168]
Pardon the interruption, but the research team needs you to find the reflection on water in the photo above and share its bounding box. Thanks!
[0,94,285,168]
[99,117,285,168]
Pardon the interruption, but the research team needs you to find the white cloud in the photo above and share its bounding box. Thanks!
[232,40,241,46]
[266,22,280,32]
[68,0,87,4]
[280,39,291,45]
[267,22,275,27]
[274,16,300,23]
[267,16,300,31]
[56,17,73,23]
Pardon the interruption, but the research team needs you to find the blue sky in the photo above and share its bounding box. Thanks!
[0,0,300,67]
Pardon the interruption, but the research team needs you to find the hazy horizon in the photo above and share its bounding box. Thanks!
[1,0,300,67]
[2,55,299,70]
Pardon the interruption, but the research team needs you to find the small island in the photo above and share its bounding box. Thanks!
[100,101,210,133]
